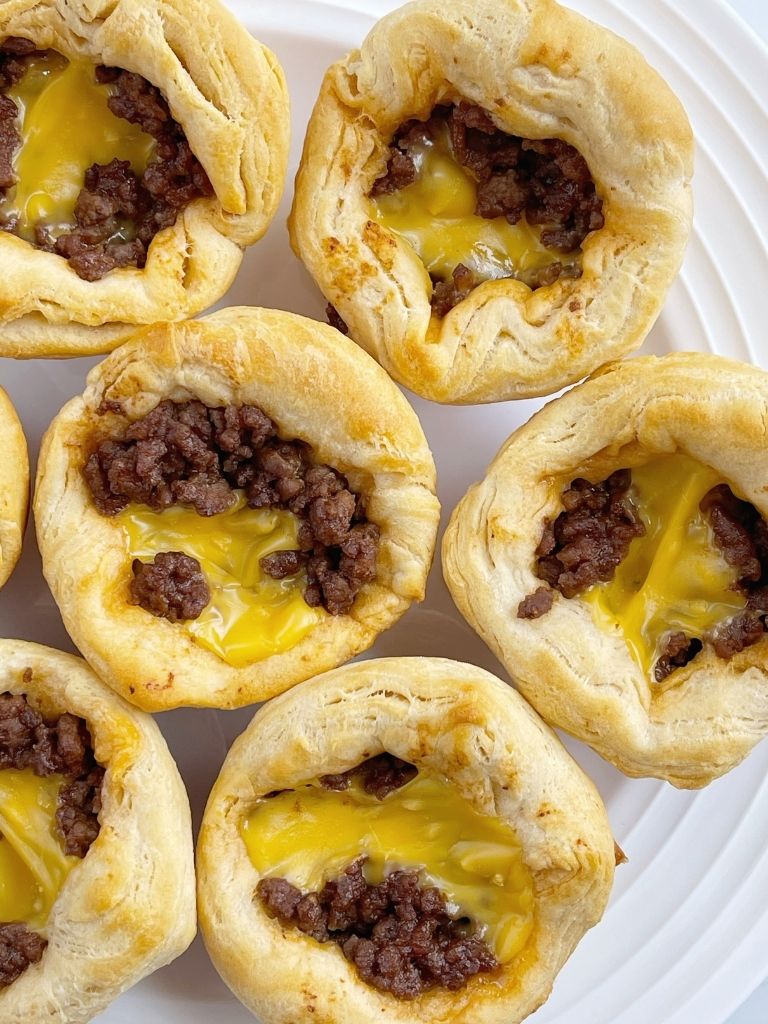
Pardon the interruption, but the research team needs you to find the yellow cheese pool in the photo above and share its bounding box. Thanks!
[582,454,746,677]
[0,54,155,240]
[119,497,324,667]
[0,768,78,930]
[243,770,535,963]
[371,122,569,287]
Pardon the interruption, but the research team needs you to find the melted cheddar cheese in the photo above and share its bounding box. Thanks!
[0,769,78,930]
[119,497,324,667]
[583,454,746,676]
[0,54,155,240]
[371,123,569,284]
[243,772,535,963]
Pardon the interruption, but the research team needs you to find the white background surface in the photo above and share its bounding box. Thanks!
[0,0,765,1021]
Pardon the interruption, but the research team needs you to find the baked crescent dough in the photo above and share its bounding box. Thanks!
[443,353,768,788]
[197,656,615,1024]
[289,0,693,404]
[0,386,28,589]
[0,0,289,358]
[0,639,195,1023]
[34,306,440,711]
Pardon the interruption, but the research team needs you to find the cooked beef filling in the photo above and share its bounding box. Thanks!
[258,859,498,999]
[517,585,554,621]
[0,923,46,989]
[319,753,418,799]
[130,551,210,623]
[0,686,105,988]
[654,486,768,674]
[532,470,645,601]
[0,688,104,857]
[0,39,212,281]
[431,263,476,320]
[653,632,702,683]
[0,39,32,189]
[325,303,349,335]
[521,470,768,678]
[85,400,380,617]
[372,102,603,313]
[700,485,768,657]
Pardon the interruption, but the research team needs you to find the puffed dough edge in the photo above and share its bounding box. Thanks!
[289,0,693,404]
[444,353,768,788]
[34,306,441,711]
[197,656,616,1024]
[0,387,28,588]
[0,639,196,1024]
[0,0,290,357]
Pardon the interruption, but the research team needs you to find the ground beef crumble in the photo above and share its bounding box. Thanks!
[258,859,498,999]
[84,400,380,617]
[130,551,210,623]
[0,39,35,191]
[517,586,554,621]
[431,263,476,319]
[319,753,418,799]
[372,102,603,314]
[0,923,46,989]
[700,484,768,657]
[653,632,702,683]
[0,688,105,988]
[534,470,645,599]
[0,44,212,280]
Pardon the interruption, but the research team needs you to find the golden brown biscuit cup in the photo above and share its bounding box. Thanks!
[197,657,616,1024]
[0,640,195,1024]
[0,0,289,357]
[290,0,693,404]
[444,353,768,787]
[0,386,28,588]
[34,307,440,711]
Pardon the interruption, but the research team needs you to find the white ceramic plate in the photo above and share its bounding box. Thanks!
[0,0,766,1021]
